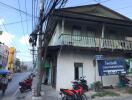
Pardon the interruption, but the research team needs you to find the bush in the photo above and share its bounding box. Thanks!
[127,88,132,94]
[91,91,120,99]
[94,81,103,92]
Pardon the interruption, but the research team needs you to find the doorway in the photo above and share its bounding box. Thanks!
[74,63,83,80]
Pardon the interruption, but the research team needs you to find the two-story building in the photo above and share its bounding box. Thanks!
[0,43,9,69]
[44,4,132,90]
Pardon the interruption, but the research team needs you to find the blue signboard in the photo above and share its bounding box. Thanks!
[95,55,104,61]
[98,58,126,76]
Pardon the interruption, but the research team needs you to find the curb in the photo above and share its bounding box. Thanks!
[32,88,42,100]
[13,87,20,97]
[32,96,42,100]
[92,95,132,100]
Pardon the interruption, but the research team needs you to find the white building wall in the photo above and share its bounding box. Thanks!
[49,23,61,45]
[56,51,75,90]
[56,51,119,90]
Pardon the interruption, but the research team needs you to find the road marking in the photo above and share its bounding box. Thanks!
[13,87,20,97]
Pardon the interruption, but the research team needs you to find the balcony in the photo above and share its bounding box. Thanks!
[58,34,132,50]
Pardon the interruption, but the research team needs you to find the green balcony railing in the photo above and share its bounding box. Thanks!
[58,34,132,50]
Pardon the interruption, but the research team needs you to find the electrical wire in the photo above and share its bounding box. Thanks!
[94,0,111,3]
[100,0,111,3]
[0,19,31,26]
[25,0,29,35]
[0,19,15,46]
[0,18,19,52]
[35,0,39,26]
[94,0,101,3]
[32,0,34,31]
[34,0,36,27]
[29,0,68,47]
[114,5,132,11]
[0,1,38,18]
[18,0,30,49]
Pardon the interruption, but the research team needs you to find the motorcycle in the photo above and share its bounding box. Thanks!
[19,78,32,93]
[0,70,9,95]
[0,82,8,95]
[59,76,88,100]
[73,76,88,92]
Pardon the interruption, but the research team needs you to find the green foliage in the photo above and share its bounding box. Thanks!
[91,91,120,99]
[15,58,21,67]
[0,31,2,35]
[127,88,132,94]
[94,81,103,92]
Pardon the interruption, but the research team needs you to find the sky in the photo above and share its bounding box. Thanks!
[0,0,132,62]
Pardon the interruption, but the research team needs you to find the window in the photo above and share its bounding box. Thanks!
[72,26,81,36]
[87,27,95,37]
[72,26,81,41]
[125,36,132,41]
[74,63,83,80]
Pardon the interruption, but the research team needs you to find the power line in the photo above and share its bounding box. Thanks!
[0,19,31,26]
[0,18,17,48]
[35,0,39,26]
[100,0,111,3]
[25,0,29,35]
[34,0,36,27]
[94,0,111,3]
[34,0,39,26]
[18,0,30,49]
[32,0,34,31]
[0,1,38,18]
[94,0,101,2]
[18,0,25,35]
[114,5,132,11]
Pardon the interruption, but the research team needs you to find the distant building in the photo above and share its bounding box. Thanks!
[0,43,9,69]
[7,47,16,73]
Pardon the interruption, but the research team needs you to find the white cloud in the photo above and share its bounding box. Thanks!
[20,34,30,45]
[0,18,4,25]
[0,31,15,46]
[0,18,15,46]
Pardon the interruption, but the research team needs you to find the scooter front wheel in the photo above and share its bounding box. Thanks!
[20,88,24,93]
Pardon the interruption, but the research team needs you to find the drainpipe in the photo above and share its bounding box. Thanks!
[100,24,105,86]
[61,19,64,44]
[62,19,64,34]
[100,24,105,49]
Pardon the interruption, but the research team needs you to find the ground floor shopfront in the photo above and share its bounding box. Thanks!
[45,47,132,90]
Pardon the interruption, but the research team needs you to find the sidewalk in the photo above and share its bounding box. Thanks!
[14,78,59,100]
[14,78,132,100]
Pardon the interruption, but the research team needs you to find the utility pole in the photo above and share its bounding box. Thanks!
[30,46,36,70]
[36,0,44,96]
[33,46,35,68]
[30,0,68,97]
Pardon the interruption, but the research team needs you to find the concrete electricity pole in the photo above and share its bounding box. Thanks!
[30,0,68,98]
[30,46,36,70]
[33,46,35,69]
[36,0,44,96]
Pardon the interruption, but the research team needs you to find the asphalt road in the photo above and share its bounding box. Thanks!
[94,96,132,100]
[0,72,31,100]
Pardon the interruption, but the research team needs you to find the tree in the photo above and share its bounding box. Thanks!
[20,62,27,71]
[15,58,21,67]
[15,58,21,72]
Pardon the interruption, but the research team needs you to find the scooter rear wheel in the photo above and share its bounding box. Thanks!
[81,94,87,100]
[20,88,24,93]
[62,95,74,100]
[2,89,5,95]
